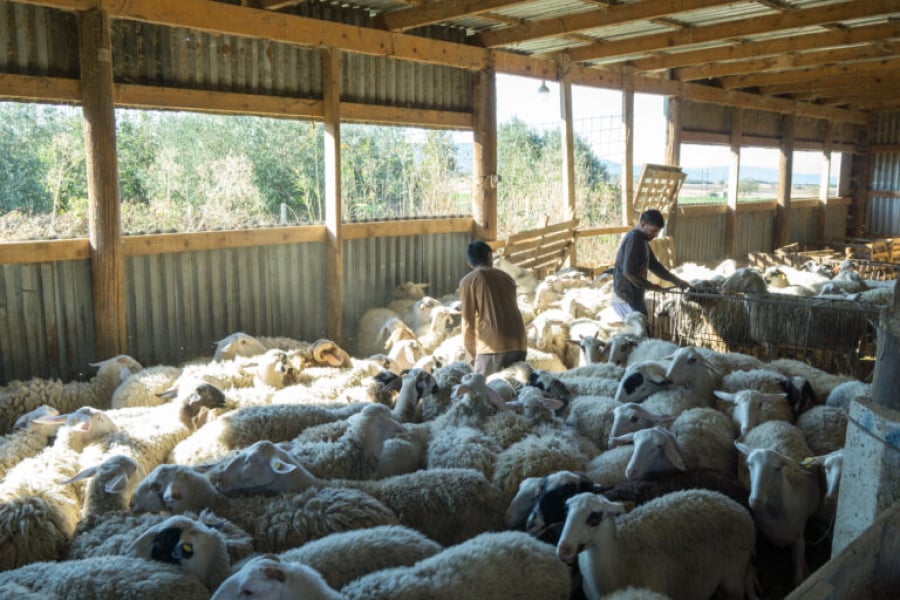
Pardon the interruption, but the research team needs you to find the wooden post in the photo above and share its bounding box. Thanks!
[774,113,794,249]
[664,93,682,238]
[817,121,833,242]
[473,68,497,241]
[321,48,344,343]
[871,282,900,412]
[79,10,126,358]
[560,72,577,266]
[725,107,742,258]
[851,123,872,237]
[622,80,634,227]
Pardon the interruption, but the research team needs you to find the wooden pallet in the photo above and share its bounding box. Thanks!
[630,163,687,226]
[495,218,579,279]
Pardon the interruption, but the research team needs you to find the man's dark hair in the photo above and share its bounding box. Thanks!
[639,209,665,228]
[467,240,493,267]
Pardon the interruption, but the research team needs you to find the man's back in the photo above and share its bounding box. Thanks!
[459,266,527,356]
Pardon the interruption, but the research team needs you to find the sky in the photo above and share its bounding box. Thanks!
[494,74,833,177]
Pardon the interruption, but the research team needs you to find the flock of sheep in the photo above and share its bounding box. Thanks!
[0,255,893,599]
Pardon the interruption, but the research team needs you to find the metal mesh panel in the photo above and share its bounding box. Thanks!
[647,289,880,380]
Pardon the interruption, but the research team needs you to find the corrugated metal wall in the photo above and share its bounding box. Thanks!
[735,210,774,256]
[125,243,328,367]
[0,260,95,383]
[675,213,726,263]
[868,112,900,236]
[342,232,469,354]
[790,206,819,246]
[0,2,78,76]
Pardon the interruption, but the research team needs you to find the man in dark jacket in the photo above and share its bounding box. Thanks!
[611,209,689,317]
[458,240,528,376]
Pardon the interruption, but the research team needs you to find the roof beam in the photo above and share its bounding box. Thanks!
[375,0,531,32]
[760,71,900,96]
[627,22,900,73]
[565,0,899,63]
[674,43,900,81]
[477,0,736,48]
[720,56,900,89]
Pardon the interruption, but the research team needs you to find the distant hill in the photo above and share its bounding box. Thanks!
[682,165,827,185]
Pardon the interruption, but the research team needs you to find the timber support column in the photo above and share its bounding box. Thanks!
[560,69,576,266]
[816,122,833,242]
[473,68,497,241]
[622,79,634,227]
[322,48,344,343]
[79,10,126,358]
[664,92,682,237]
[832,282,900,556]
[774,113,794,249]
[725,107,742,258]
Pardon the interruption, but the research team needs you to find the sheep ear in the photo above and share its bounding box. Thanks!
[105,472,130,494]
[660,352,676,361]
[33,414,69,426]
[713,390,736,402]
[157,386,179,400]
[611,432,635,444]
[759,393,788,402]
[505,400,524,411]
[484,385,510,411]
[61,464,100,485]
[541,396,564,412]
[653,413,674,424]
[261,564,287,583]
[126,528,158,558]
[276,441,295,451]
[649,377,672,387]
[602,501,627,515]
[269,457,297,474]
[663,440,687,471]
[734,441,752,456]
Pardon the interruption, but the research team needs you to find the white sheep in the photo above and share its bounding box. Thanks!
[557,489,755,599]
[607,402,673,447]
[213,332,269,361]
[564,395,621,449]
[583,444,635,485]
[356,307,405,357]
[212,440,507,547]
[149,465,400,553]
[736,442,821,585]
[392,280,430,300]
[825,379,870,410]
[740,419,813,463]
[714,389,793,436]
[612,361,672,404]
[0,555,211,598]
[0,355,142,434]
[795,405,847,456]
[417,305,460,353]
[341,530,571,600]
[212,555,344,600]
[274,525,442,591]
[766,358,853,402]
[110,364,183,409]
[624,338,680,367]
[0,405,61,481]
[495,256,539,298]
[491,430,597,495]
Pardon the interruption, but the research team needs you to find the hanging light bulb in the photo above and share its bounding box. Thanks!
[537,80,550,95]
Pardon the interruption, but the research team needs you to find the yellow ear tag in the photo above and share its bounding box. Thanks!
[182,543,192,553]
[273,460,283,469]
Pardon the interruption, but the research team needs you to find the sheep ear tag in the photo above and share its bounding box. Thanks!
[105,472,129,494]
[270,458,297,474]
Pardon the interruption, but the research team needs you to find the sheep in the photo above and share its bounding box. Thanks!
[212,555,344,600]
[65,454,143,521]
[721,267,767,293]
[825,379,870,410]
[356,307,404,357]
[524,469,749,545]
[795,405,847,455]
[491,430,598,495]
[583,444,635,485]
[0,405,62,482]
[505,475,544,529]
[720,368,815,416]
[766,358,853,402]
[392,280,430,301]
[213,332,269,360]
[607,402,673,447]
[0,355,142,434]
[212,440,507,547]
[274,525,442,591]
[0,555,212,599]
[564,395,621,449]
[605,332,642,367]
[287,403,407,480]
[620,415,736,479]
[740,420,813,462]
[110,364,183,409]
[495,256,539,298]
[388,295,442,331]
[714,389,793,436]
[126,514,233,592]
[167,402,367,466]
[529,367,620,400]
[417,305,461,353]
[149,465,400,553]
[622,338,679,368]
[736,442,822,585]
[341,530,572,600]
[557,489,755,600]
[612,361,672,404]
[426,424,500,479]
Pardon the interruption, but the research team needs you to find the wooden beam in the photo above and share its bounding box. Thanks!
[575,225,632,238]
[774,113,794,248]
[342,217,473,240]
[377,0,530,33]
[628,23,900,74]
[720,57,900,90]
[341,103,472,129]
[560,73,577,265]
[0,73,80,102]
[79,10,126,358]
[478,0,736,48]
[674,43,900,82]
[116,83,323,118]
[852,126,872,237]
[10,0,94,10]
[122,226,327,256]
[566,1,899,64]
[725,107,741,258]
[760,73,900,97]
[472,69,497,241]
[622,80,634,227]
[665,93,683,238]
[321,48,343,343]
[0,239,90,265]
[98,0,491,71]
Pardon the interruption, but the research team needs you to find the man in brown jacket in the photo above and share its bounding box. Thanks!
[458,240,528,376]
